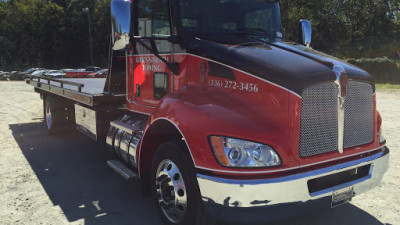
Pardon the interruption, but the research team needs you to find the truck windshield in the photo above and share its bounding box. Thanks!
[179,0,282,44]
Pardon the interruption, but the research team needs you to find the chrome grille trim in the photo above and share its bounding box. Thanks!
[299,81,374,157]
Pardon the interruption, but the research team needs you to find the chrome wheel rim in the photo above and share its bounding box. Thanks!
[45,102,52,130]
[156,160,187,223]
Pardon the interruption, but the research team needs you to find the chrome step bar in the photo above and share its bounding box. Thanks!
[107,160,138,180]
[110,120,136,135]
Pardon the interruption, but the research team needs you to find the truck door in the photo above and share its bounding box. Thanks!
[131,0,172,107]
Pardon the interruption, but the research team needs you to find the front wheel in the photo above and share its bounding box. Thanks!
[151,141,215,225]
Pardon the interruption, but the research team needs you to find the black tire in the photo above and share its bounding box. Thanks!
[43,95,66,135]
[151,141,215,225]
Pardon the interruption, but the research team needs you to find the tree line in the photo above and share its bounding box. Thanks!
[0,0,399,71]
[0,0,111,71]
[280,0,400,58]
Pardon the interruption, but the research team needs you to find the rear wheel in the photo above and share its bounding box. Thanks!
[151,141,215,225]
[43,95,66,135]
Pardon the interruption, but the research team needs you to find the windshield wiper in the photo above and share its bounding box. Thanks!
[234,27,274,39]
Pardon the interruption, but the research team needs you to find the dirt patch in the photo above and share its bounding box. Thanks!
[0,81,399,225]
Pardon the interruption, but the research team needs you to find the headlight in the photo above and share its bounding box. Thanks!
[209,136,281,168]
[379,127,385,144]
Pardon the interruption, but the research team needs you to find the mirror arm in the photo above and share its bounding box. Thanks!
[133,36,180,75]
[149,39,159,55]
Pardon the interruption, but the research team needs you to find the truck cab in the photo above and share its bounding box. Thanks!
[104,0,389,224]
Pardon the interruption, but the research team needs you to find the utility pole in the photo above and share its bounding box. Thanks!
[82,7,94,66]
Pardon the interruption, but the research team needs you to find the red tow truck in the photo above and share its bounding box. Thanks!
[65,66,102,78]
[27,0,389,224]
[86,69,109,78]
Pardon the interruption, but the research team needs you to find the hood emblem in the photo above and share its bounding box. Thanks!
[333,65,348,154]
[337,67,349,98]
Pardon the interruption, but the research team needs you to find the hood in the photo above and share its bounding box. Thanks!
[186,38,373,95]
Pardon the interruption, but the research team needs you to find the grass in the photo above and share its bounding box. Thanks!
[375,83,400,89]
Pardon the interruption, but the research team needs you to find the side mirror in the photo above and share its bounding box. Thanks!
[111,0,132,51]
[298,19,312,47]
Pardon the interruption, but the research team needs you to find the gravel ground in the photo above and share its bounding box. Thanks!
[0,81,398,225]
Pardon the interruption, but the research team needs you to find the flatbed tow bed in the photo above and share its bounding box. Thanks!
[26,76,126,140]
[26,77,125,107]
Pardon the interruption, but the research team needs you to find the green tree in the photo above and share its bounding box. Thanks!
[0,0,398,71]
[280,0,400,58]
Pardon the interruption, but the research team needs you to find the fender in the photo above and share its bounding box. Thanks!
[139,83,301,177]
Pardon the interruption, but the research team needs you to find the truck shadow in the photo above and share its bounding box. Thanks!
[9,122,162,225]
[10,122,385,225]
[272,203,385,225]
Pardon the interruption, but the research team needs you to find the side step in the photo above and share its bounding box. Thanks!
[110,120,136,135]
[107,160,138,180]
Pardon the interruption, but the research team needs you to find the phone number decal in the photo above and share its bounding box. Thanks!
[208,80,259,93]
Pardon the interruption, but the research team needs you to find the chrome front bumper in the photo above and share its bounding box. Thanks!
[197,147,389,222]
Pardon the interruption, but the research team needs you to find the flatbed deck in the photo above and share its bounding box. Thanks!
[57,78,107,94]
[26,77,125,107]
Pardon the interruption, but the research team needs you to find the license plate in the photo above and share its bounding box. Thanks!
[331,187,354,208]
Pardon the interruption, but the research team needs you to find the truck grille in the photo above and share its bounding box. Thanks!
[299,81,374,157]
